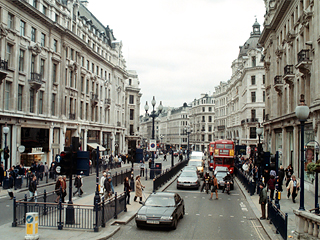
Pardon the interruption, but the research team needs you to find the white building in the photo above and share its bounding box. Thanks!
[0,0,141,169]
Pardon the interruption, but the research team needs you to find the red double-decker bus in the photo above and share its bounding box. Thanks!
[208,140,235,173]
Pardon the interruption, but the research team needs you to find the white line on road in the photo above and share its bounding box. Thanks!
[0,196,7,199]
[241,208,248,211]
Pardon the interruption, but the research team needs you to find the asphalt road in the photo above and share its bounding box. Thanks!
[0,155,175,227]
[110,173,270,240]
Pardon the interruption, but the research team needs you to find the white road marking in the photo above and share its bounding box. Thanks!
[241,221,245,223]
[196,213,200,216]
[185,213,189,215]
[232,193,240,195]
[241,208,248,211]
[243,216,247,218]
[219,215,223,217]
[0,196,7,199]
[230,216,234,218]
[6,205,10,207]
[208,214,212,217]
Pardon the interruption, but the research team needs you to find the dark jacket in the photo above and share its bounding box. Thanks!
[29,179,37,193]
[124,181,131,193]
[278,169,285,184]
[259,187,267,204]
[267,177,276,190]
[104,179,111,194]
[74,177,82,188]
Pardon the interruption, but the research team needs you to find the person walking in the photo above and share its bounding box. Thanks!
[278,165,285,192]
[29,174,37,202]
[267,175,276,201]
[124,177,131,205]
[104,177,112,199]
[134,175,145,202]
[55,176,63,203]
[259,182,267,220]
[61,175,67,203]
[73,174,83,197]
[163,154,167,161]
[285,164,294,187]
[100,172,107,197]
[0,162,4,187]
[210,174,219,200]
[287,175,300,203]
[140,160,145,177]
[7,172,14,199]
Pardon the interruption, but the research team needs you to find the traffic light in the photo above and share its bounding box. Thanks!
[56,150,73,175]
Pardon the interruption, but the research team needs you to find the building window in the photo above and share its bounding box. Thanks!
[208,116,212,122]
[40,59,45,78]
[81,57,84,67]
[70,48,74,60]
[250,127,257,139]
[6,44,13,67]
[32,0,37,8]
[31,27,36,42]
[8,13,14,29]
[209,107,212,111]
[251,109,256,120]
[96,66,99,75]
[129,95,134,104]
[208,135,212,141]
[92,63,94,72]
[251,75,256,85]
[263,91,265,102]
[19,49,25,72]
[53,39,57,52]
[130,109,134,120]
[208,125,212,132]
[263,75,265,84]
[30,89,35,113]
[87,60,89,70]
[41,33,45,47]
[251,92,256,102]
[252,56,256,67]
[39,90,43,114]
[51,93,56,116]
[20,20,25,36]
[18,85,23,111]
[202,135,205,141]
[81,76,84,92]
[69,70,73,87]
[202,107,205,112]
[31,55,35,73]
[129,79,132,85]
[80,101,83,120]
[43,6,47,15]
[130,124,134,135]
[202,116,205,122]
[5,82,11,110]
[52,63,57,83]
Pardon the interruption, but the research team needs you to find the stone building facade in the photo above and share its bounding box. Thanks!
[0,0,141,169]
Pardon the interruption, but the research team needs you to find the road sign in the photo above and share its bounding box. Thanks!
[56,166,61,174]
[149,140,156,151]
[55,155,61,163]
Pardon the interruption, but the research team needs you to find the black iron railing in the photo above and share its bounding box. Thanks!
[268,198,288,240]
[0,58,8,70]
[298,49,310,63]
[234,166,255,196]
[284,65,294,76]
[274,75,283,85]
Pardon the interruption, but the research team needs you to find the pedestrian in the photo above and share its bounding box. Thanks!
[100,172,107,196]
[163,154,167,161]
[285,164,294,187]
[210,174,219,200]
[179,153,183,162]
[29,174,37,202]
[140,160,145,177]
[278,165,285,192]
[55,175,63,203]
[107,171,114,194]
[7,172,14,199]
[104,177,112,199]
[287,175,300,203]
[134,175,145,202]
[124,176,131,205]
[39,162,44,181]
[0,162,4,187]
[49,159,56,179]
[267,175,276,200]
[44,162,49,181]
[73,174,83,197]
[259,182,267,220]
[61,175,67,203]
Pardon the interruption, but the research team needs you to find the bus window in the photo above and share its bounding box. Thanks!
[216,144,224,149]
[215,158,223,164]
[224,158,233,165]
[224,144,233,149]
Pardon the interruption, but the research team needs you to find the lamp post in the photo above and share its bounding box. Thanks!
[3,123,9,171]
[295,94,310,211]
[184,125,192,160]
[144,96,163,179]
[256,126,263,166]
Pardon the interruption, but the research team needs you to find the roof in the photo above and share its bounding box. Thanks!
[238,19,262,58]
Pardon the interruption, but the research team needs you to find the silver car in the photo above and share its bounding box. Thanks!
[177,170,199,189]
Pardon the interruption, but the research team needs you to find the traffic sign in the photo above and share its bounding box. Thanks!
[56,166,61,174]
[149,139,156,151]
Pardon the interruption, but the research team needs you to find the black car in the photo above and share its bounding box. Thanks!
[135,192,185,229]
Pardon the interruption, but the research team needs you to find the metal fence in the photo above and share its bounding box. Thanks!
[13,191,127,232]
[153,160,188,191]
[234,166,256,196]
[268,198,288,240]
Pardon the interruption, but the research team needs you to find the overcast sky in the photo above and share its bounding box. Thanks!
[88,0,266,114]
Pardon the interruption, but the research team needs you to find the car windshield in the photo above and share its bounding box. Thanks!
[189,161,202,167]
[180,171,197,178]
[144,196,175,207]
[216,172,228,178]
[184,166,196,171]
[215,167,228,171]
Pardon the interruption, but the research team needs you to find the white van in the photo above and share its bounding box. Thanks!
[188,151,204,176]
[189,151,204,160]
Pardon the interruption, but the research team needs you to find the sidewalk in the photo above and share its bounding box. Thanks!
[0,163,133,198]
[236,177,316,239]
[0,165,177,240]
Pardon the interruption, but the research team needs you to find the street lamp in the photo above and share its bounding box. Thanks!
[144,96,163,178]
[3,123,9,170]
[295,94,310,211]
[184,125,192,160]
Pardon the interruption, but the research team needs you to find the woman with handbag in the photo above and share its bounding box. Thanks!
[210,174,219,200]
[287,175,300,203]
[134,175,145,202]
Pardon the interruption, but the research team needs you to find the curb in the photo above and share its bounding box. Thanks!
[234,177,279,240]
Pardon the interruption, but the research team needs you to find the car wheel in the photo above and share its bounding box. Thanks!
[180,206,185,219]
[172,217,178,230]
[136,223,142,229]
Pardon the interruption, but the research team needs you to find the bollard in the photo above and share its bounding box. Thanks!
[12,197,17,227]
[145,168,148,180]
[43,190,47,215]
[114,192,118,219]
[25,212,39,240]
[114,172,117,186]
[101,197,105,228]
[124,191,127,212]
[58,199,63,230]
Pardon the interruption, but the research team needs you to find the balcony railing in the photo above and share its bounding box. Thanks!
[274,75,283,85]
[91,93,99,105]
[117,121,121,127]
[241,120,246,125]
[0,58,8,71]
[105,98,111,105]
[297,49,310,64]
[29,72,44,91]
[217,125,225,131]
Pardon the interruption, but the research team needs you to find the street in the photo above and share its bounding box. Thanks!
[110,175,269,240]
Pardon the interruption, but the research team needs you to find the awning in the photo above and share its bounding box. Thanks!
[87,143,106,151]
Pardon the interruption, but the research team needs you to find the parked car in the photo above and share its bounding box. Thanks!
[177,170,199,189]
[135,192,185,229]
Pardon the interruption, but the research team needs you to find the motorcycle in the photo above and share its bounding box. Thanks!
[205,178,210,194]
[225,180,231,194]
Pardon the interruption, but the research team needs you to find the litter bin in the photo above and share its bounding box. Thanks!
[15,176,22,189]
[25,212,39,240]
